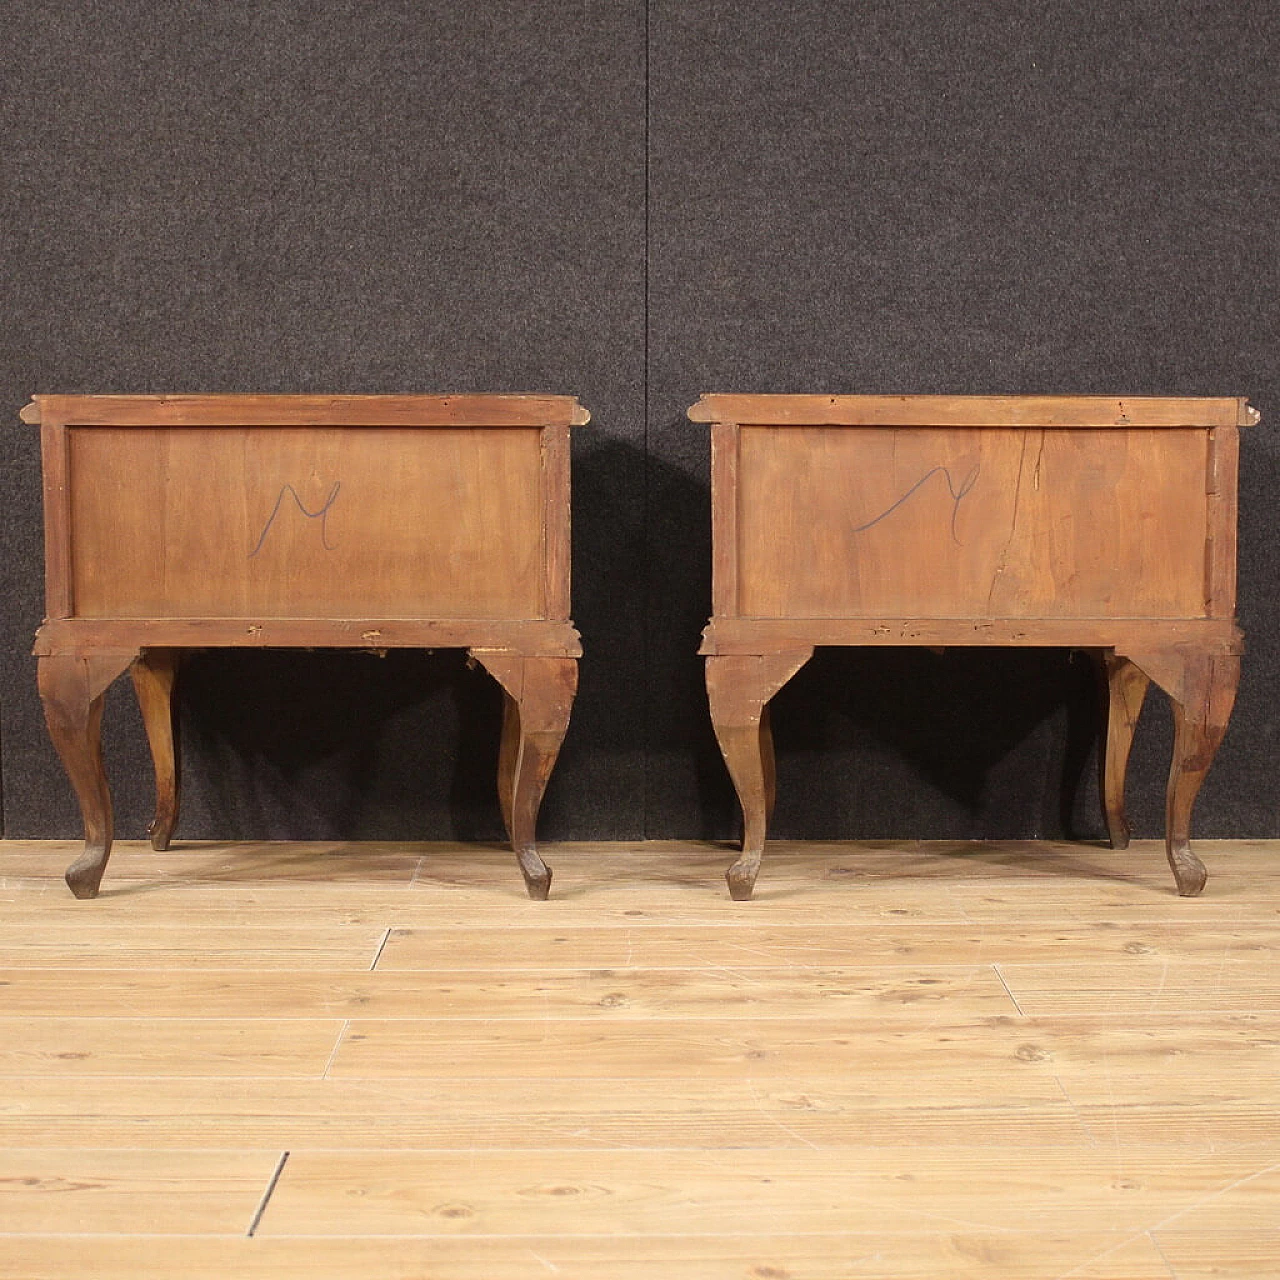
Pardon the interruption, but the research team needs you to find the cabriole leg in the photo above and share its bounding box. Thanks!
[1163,653,1240,896]
[131,648,182,851]
[1123,648,1241,896]
[38,652,136,899]
[705,649,813,901]
[1099,651,1150,850]
[496,689,521,845]
[760,702,778,826]
[471,651,578,899]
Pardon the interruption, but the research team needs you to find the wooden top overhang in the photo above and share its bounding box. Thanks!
[687,394,1259,429]
[20,393,591,428]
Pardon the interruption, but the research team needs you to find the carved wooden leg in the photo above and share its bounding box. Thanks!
[760,702,777,826]
[131,648,182,851]
[1099,652,1150,850]
[38,652,136,899]
[705,649,813,900]
[471,651,578,899]
[1123,648,1241,896]
[1164,653,1240,896]
[496,689,521,845]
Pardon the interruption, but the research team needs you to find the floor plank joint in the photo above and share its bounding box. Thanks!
[1,838,1276,1279]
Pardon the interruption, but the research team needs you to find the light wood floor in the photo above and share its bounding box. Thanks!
[1,837,1277,1279]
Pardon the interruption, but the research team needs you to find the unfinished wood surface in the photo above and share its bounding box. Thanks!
[34,615,583,654]
[67,426,544,619]
[24,392,592,428]
[539,421,574,619]
[0,962,1018,1020]
[2,838,1277,919]
[1204,425,1241,617]
[688,392,1253,428]
[0,1017,344,1077]
[4,912,1275,971]
[1,838,1276,1278]
[700,615,1243,651]
[257,1146,1280,1235]
[372,920,1280,968]
[0,1150,281,1234]
[0,918,392,969]
[324,1012,1280,1083]
[735,426,1211,619]
[0,1072,1084,1150]
[0,1232,1190,1280]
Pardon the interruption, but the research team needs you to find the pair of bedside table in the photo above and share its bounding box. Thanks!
[24,392,1256,901]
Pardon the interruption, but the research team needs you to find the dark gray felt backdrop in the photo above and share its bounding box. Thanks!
[1,0,1276,850]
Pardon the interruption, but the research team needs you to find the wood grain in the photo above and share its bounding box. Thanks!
[1,837,1276,1276]
[710,420,740,616]
[694,392,1249,901]
[997,960,1280,1015]
[38,416,73,617]
[0,1073,1085,1150]
[701,615,1243,652]
[0,922,389,969]
[735,425,1211,619]
[30,394,582,901]
[373,921,1280,969]
[1157,1230,1280,1279]
[539,422,573,619]
[0,964,1014,1019]
[1205,424,1241,617]
[67,426,544,620]
[325,1011,1280,1083]
[0,1150,279,1234]
[0,1232,1184,1280]
[688,392,1251,428]
[257,1147,1280,1236]
[34,616,583,654]
[26,392,591,428]
[0,1017,343,1077]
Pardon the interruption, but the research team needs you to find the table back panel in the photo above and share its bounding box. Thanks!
[66,425,544,620]
[735,424,1213,620]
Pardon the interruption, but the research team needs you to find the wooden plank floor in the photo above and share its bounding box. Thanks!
[1,837,1278,1279]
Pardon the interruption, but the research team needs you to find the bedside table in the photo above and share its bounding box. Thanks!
[689,393,1257,899]
[25,393,587,899]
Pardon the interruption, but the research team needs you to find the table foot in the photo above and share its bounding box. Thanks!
[63,844,110,900]
[705,650,812,899]
[1168,843,1208,897]
[726,852,762,901]
[131,648,182,851]
[518,848,553,901]
[38,652,136,899]
[471,650,577,898]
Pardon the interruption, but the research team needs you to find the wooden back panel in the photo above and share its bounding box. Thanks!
[693,396,1253,624]
[29,395,586,625]
[736,425,1209,619]
[68,426,544,619]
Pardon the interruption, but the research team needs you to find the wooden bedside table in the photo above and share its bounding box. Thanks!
[689,393,1258,900]
[24,393,588,900]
